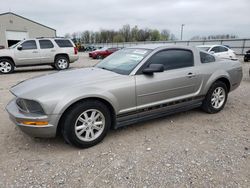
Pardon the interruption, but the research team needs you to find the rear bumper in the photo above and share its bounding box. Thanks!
[69,54,79,63]
[6,99,57,138]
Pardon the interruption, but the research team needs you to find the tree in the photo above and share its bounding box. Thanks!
[120,24,131,42]
[160,29,170,41]
[149,29,161,41]
[113,34,125,42]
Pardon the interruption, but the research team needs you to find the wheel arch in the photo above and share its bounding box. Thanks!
[56,97,116,135]
[205,76,231,95]
[54,53,69,62]
[0,56,15,65]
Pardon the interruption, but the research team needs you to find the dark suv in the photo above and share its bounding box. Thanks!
[244,50,250,62]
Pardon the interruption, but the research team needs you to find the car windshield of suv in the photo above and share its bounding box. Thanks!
[9,41,22,49]
[96,48,151,75]
[197,46,210,52]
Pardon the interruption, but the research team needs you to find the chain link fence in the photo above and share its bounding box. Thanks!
[88,38,250,55]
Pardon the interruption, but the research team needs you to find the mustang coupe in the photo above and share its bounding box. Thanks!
[6,45,242,148]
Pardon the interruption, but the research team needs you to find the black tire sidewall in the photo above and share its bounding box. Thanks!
[62,100,111,148]
[202,81,228,114]
[55,56,69,70]
[0,59,14,74]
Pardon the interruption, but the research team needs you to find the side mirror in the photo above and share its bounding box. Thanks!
[17,46,22,51]
[209,51,215,54]
[142,64,164,75]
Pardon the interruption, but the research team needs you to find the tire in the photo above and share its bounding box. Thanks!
[54,55,69,70]
[96,55,103,59]
[202,81,228,114]
[0,58,14,74]
[244,57,248,62]
[62,100,111,148]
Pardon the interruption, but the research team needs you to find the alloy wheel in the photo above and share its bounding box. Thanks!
[211,87,226,109]
[74,109,105,142]
[0,61,12,73]
[57,59,68,69]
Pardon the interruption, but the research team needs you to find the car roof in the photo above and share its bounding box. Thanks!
[197,44,229,48]
[127,44,195,50]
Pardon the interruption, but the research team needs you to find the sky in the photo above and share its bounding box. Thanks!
[0,0,250,40]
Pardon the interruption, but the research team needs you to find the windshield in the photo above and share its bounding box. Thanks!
[96,48,151,75]
[9,41,22,49]
[197,46,210,52]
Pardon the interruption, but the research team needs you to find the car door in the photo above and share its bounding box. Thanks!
[135,49,202,109]
[14,40,41,65]
[38,39,56,63]
[210,46,229,59]
[210,46,221,57]
[218,46,230,59]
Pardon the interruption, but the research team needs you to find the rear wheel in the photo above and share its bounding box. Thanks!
[0,59,14,74]
[62,100,111,148]
[202,81,228,114]
[54,56,69,70]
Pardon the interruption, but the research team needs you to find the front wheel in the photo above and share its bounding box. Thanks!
[54,56,69,70]
[62,100,111,148]
[202,81,228,114]
[0,59,14,74]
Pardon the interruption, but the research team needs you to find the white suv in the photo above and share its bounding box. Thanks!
[0,38,79,74]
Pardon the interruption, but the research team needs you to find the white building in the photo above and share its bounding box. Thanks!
[0,12,56,48]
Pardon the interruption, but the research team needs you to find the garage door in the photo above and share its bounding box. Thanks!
[6,31,29,40]
[6,31,29,47]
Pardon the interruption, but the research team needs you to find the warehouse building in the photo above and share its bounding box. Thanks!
[0,12,56,48]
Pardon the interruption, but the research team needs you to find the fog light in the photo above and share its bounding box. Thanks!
[20,121,48,126]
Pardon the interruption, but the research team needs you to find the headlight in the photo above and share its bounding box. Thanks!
[16,98,45,114]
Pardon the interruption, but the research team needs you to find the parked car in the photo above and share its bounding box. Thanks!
[6,45,242,148]
[0,38,79,74]
[85,46,96,52]
[89,47,120,59]
[197,45,237,60]
[244,50,250,62]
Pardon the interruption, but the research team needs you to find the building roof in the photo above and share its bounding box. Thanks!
[0,12,56,31]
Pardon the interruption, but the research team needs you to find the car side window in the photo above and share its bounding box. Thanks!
[219,46,228,52]
[148,49,194,70]
[39,40,54,49]
[54,39,73,48]
[200,52,215,63]
[211,46,220,53]
[21,40,37,50]
[108,48,116,52]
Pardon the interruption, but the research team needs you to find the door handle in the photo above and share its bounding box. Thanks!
[51,50,56,52]
[32,51,39,53]
[187,72,196,78]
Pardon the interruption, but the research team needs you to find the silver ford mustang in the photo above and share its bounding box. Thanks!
[6,45,242,148]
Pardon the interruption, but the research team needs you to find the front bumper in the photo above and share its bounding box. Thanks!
[6,99,57,138]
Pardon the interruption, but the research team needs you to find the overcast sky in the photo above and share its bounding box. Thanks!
[1,0,250,39]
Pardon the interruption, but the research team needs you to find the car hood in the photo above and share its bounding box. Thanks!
[10,67,122,99]
[0,48,13,55]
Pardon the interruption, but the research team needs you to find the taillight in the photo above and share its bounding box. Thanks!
[74,47,78,55]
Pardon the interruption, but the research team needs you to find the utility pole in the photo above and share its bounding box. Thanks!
[181,24,185,40]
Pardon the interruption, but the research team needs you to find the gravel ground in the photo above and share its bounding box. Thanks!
[0,53,249,187]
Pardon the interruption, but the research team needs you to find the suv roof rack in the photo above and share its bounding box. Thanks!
[36,37,66,39]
